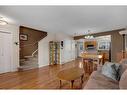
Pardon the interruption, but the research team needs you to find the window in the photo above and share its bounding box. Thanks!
[98,41,110,50]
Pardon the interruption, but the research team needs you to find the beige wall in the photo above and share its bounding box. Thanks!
[111,32,122,62]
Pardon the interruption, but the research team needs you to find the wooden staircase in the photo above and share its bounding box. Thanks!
[19,26,47,71]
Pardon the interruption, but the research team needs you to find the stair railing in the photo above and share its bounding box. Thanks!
[21,41,39,58]
[24,49,38,58]
[32,49,38,57]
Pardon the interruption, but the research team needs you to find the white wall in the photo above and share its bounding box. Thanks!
[38,32,76,67]
[38,32,55,67]
[55,32,73,41]
[0,24,19,71]
[55,33,76,63]
[60,40,76,63]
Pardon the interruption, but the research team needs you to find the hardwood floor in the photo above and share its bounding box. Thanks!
[0,59,89,89]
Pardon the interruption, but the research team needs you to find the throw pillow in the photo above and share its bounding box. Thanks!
[101,62,120,81]
[119,59,127,79]
[118,63,127,79]
[111,64,120,81]
[120,59,127,64]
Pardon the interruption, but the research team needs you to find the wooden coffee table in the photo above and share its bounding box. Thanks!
[57,67,84,88]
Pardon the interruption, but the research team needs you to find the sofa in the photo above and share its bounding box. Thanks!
[84,59,127,89]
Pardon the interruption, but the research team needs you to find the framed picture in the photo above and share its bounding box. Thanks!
[20,34,28,41]
[98,41,110,50]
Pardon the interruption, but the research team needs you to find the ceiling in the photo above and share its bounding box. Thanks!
[0,6,127,36]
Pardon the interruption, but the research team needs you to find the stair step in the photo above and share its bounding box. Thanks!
[19,63,38,68]
[21,60,37,64]
[19,54,38,71]
[24,54,38,59]
[20,59,26,62]
[27,57,38,61]
[18,63,38,71]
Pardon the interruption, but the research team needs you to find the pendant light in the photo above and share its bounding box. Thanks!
[84,30,94,39]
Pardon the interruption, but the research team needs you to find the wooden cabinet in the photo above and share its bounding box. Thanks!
[84,41,97,50]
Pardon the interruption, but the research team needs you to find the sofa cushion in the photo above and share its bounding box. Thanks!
[84,71,119,89]
[120,58,127,64]
[119,63,127,78]
[101,62,120,81]
[119,69,127,89]
[119,59,127,75]
[97,65,103,72]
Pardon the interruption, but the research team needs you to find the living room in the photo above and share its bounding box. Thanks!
[0,5,127,92]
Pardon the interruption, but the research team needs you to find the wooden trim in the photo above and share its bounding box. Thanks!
[20,26,47,34]
[74,28,126,40]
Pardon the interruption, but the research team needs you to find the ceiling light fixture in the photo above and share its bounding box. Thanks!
[84,30,94,39]
[84,35,94,39]
[0,17,8,25]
